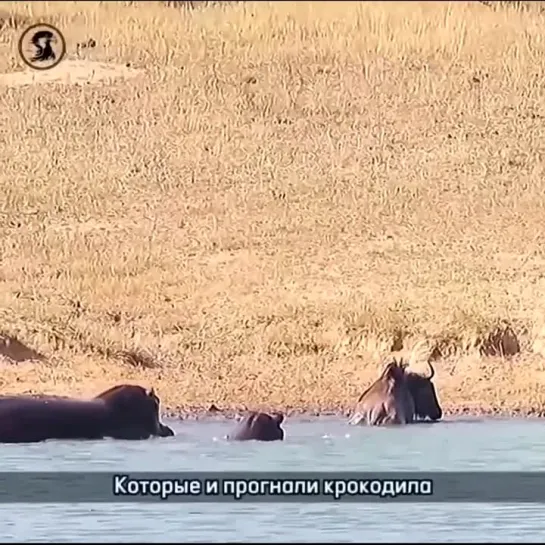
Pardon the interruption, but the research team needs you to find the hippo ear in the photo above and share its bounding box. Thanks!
[147,387,156,397]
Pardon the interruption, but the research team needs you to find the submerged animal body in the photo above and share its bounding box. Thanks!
[0,384,174,443]
[227,411,285,441]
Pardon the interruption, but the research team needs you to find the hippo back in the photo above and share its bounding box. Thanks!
[0,396,109,443]
[0,386,174,443]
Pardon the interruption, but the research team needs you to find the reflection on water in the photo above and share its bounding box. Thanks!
[1,417,545,543]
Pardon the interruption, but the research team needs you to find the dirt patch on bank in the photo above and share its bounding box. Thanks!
[0,60,144,87]
[0,333,45,364]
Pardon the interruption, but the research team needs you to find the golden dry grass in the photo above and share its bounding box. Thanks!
[2,1,545,417]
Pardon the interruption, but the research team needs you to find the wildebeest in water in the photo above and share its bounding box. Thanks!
[0,384,175,443]
[348,351,442,426]
[403,358,442,422]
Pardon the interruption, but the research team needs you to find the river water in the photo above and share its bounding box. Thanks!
[1,416,545,542]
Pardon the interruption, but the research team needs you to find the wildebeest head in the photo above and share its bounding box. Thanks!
[96,385,174,439]
[403,359,442,422]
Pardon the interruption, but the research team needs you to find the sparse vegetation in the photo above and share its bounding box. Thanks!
[2,1,545,416]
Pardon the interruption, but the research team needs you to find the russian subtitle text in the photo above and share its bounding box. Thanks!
[112,474,433,501]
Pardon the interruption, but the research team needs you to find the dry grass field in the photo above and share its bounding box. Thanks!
[2,1,545,417]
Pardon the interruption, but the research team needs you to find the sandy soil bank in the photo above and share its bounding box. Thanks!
[1,349,545,420]
[2,1,545,420]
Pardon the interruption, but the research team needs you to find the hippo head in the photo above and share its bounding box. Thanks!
[159,422,175,437]
[96,385,175,439]
[270,412,284,425]
[228,411,285,442]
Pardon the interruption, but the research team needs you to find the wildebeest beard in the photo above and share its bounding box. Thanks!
[30,30,56,63]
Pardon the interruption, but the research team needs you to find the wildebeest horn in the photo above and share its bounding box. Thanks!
[425,359,435,380]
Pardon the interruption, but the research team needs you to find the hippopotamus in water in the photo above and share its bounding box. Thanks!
[227,411,285,442]
[0,384,174,443]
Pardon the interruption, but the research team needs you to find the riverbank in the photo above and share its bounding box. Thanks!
[1,349,545,419]
[2,1,545,421]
